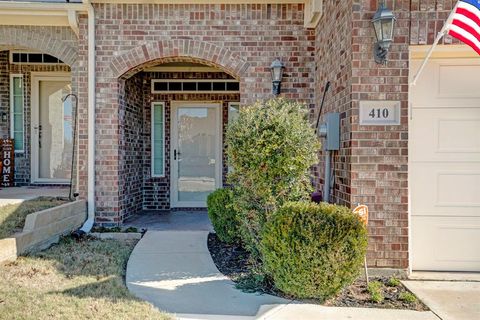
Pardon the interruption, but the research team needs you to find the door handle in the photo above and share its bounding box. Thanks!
[34,125,42,148]
[174,149,181,160]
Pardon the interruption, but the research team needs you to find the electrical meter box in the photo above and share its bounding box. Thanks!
[322,112,340,151]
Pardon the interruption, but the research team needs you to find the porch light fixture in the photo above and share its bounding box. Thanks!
[372,1,396,64]
[270,58,285,95]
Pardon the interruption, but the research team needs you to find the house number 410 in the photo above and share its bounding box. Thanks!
[359,101,400,126]
[369,108,389,119]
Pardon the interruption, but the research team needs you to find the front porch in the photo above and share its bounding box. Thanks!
[123,210,213,232]
[109,59,241,225]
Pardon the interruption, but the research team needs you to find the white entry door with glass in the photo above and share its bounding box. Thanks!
[170,102,222,207]
[31,73,73,184]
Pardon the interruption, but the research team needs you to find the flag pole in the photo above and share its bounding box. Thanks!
[410,1,460,87]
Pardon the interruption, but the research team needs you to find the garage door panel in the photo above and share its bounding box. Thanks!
[438,64,480,98]
[412,216,480,271]
[410,108,480,162]
[411,59,480,106]
[411,164,480,217]
[411,55,480,272]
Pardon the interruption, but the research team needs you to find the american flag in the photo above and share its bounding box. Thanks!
[448,0,480,55]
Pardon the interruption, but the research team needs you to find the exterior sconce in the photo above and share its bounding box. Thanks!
[372,1,396,64]
[270,58,285,95]
[1,112,7,122]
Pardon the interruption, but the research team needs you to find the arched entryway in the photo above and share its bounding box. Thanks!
[106,41,248,221]
[0,27,78,187]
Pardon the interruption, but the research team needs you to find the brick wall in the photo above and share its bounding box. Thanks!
[118,74,144,223]
[76,3,316,224]
[314,0,353,208]
[0,26,77,66]
[314,0,462,269]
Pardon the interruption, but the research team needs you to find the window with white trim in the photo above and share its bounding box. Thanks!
[151,102,165,177]
[10,74,24,152]
[228,102,240,124]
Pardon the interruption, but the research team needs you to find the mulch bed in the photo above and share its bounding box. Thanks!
[207,233,428,311]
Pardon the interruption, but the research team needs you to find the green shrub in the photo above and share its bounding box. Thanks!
[207,188,240,244]
[226,98,320,256]
[261,201,368,300]
[399,291,417,303]
[387,276,401,287]
[368,281,384,303]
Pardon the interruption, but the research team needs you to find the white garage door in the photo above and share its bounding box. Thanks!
[410,56,480,272]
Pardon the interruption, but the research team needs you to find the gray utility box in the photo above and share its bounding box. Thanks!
[318,112,340,151]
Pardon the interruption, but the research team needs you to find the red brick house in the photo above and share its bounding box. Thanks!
[0,0,479,274]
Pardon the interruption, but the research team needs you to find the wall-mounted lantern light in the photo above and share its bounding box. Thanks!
[270,58,285,95]
[372,1,396,64]
[1,112,7,122]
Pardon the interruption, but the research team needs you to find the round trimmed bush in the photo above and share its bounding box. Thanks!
[207,188,240,244]
[261,201,368,300]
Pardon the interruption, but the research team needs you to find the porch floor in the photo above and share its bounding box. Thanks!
[0,186,69,207]
[123,210,213,232]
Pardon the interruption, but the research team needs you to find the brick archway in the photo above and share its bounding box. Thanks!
[0,27,77,66]
[109,39,250,79]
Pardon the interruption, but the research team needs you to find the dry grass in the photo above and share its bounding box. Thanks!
[0,236,171,320]
[0,197,68,239]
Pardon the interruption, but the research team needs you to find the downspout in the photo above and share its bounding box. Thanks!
[78,0,95,233]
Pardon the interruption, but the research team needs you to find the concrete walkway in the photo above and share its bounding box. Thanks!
[126,230,440,320]
[0,186,69,207]
[124,210,213,232]
[403,280,480,320]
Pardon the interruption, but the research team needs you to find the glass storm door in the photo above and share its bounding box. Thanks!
[31,74,72,183]
[171,102,222,207]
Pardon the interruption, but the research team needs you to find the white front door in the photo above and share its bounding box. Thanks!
[31,73,72,184]
[410,56,480,272]
[170,102,222,208]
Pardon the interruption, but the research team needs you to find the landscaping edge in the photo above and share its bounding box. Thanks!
[0,200,87,263]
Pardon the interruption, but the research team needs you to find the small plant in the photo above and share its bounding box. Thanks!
[387,276,401,287]
[207,188,240,244]
[261,201,368,300]
[124,227,138,233]
[368,281,385,303]
[399,291,417,303]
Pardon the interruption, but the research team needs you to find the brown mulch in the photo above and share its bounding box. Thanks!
[207,233,429,311]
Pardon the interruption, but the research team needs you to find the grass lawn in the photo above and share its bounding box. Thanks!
[0,197,68,239]
[0,236,171,320]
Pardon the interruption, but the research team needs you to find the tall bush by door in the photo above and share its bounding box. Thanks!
[261,201,368,300]
[226,98,321,257]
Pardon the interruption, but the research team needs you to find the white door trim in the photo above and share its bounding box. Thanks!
[170,101,223,208]
[31,72,71,184]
